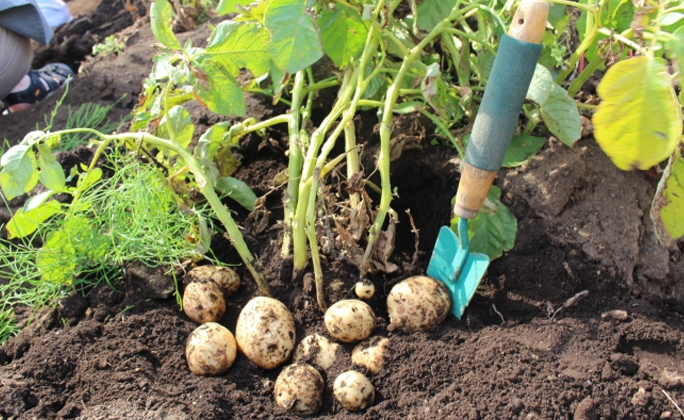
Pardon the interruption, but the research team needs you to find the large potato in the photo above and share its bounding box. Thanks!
[387,275,450,333]
[324,300,376,343]
[185,322,237,376]
[185,265,240,297]
[274,363,324,415]
[293,333,340,370]
[235,297,296,370]
[351,336,389,375]
[183,280,226,324]
[333,370,375,411]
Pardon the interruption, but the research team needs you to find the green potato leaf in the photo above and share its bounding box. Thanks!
[216,0,254,15]
[36,229,76,284]
[450,185,516,260]
[319,6,368,68]
[158,105,194,149]
[205,21,271,78]
[264,0,324,74]
[150,0,182,50]
[190,58,245,116]
[215,176,258,211]
[667,27,684,90]
[651,148,684,245]
[416,0,453,32]
[0,145,39,200]
[527,65,581,147]
[37,144,66,192]
[593,57,682,170]
[6,200,62,239]
[195,121,231,185]
[502,134,545,168]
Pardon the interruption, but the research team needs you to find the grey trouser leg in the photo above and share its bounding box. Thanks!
[0,26,32,99]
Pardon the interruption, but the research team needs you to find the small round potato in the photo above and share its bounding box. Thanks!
[351,336,389,375]
[386,275,450,333]
[293,333,340,370]
[354,281,375,300]
[185,322,237,376]
[324,300,376,343]
[185,265,240,297]
[333,370,375,411]
[183,280,226,324]
[235,297,296,370]
[274,363,324,415]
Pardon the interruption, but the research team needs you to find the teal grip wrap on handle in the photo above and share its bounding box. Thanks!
[465,35,542,172]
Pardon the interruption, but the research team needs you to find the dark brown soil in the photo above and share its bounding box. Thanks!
[1,2,683,420]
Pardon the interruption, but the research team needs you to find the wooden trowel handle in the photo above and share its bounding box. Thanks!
[453,0,549,219]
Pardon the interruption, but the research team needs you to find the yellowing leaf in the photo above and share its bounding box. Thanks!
[593,57,682,170]
[651,147,684,245]
[7,200,62,239]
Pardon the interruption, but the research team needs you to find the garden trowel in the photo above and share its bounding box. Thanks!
[428,0,549,319]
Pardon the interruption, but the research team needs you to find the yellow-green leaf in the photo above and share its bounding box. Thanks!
[651,147,684,245]
[7,200,62,239]
[150,0,182,50]
[36,229,76,284]
[593,57,682,170]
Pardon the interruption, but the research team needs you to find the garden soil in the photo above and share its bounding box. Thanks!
[1,1,683,419]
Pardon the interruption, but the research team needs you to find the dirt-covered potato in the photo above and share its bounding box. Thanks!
[333,370,375,411]
[235,297,296,370]
[274,363,324,415]
[351,336,389,375]
[185,322,237,376]
[183,280,226,324]
[324,299,376,343]
[386,275,450,333]
[185,265,240,297]
[354,281,375,300]
[293,333,340,370]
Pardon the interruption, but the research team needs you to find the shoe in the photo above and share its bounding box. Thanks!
[2,63,74,111]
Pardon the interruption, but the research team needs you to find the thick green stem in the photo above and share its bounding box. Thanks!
[344,121,361,208]
[361,11,471,274]
[282,71,307,258]
[305,169,326,312]
[555,0,607,84]
[567,54,605,97]
[292,72,356,272]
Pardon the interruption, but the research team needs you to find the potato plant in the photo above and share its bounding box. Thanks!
[2,0,682,331]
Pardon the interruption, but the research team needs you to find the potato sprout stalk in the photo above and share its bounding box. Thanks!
[361,3,482,274]
[281,70,307,258]
[53,128,272,297]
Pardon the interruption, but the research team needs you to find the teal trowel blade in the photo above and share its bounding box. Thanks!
[427,225,490,319]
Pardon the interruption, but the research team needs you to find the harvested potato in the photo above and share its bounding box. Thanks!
[293,333,340,370]
[351,336,389,375]
[183,280,226,324]
[386,275,450,333]
[333,370,375,411]
[324,299,376,343]
[185,265,240,297]
[235,297,296,369]
[185,322,237,376]
[274,363,324,415]
[354,280,375,300]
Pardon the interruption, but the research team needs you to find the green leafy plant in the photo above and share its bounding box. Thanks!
[92,35,126,57]
[0,148,218,310]
[127,0,588,309]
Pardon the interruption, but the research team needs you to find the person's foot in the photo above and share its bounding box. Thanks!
[2,63,74,113]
